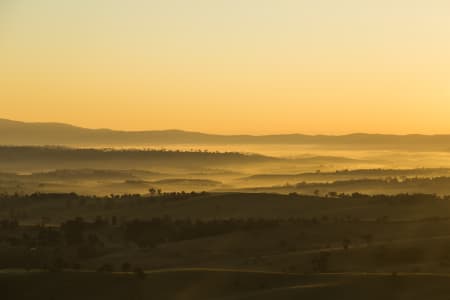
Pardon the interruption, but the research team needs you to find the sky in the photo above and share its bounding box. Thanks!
[1,0,450,134]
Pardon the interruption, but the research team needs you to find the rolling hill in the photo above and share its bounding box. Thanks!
[2,118,450,149]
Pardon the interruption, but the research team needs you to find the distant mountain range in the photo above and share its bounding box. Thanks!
[1,118,450,150]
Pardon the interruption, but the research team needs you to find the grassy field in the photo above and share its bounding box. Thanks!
[4,269,450,300]
[3,192,450,298]
[3,192,450,223]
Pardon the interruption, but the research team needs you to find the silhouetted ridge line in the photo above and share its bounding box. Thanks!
[1,118,450,149]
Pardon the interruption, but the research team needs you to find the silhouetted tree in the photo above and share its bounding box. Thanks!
[121,262,131,272]
[98,263,114,273]
[312,251,330,272]
[134,267,146,279]
[342,238,351,250]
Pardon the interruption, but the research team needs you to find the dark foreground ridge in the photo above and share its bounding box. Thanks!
[3,192,450,299]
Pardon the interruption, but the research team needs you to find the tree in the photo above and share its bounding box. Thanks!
[312,251,330,272]
[97,263,114,273]
[61,218,85,245]
[121,262,131,272]
[361,234,373,246]
[342,238,351,250]
[134,267,146,279]
[328,191,338,198]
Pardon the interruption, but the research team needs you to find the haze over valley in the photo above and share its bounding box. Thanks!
[3,1,450,299]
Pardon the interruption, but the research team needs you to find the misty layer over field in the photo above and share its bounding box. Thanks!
[1,144,450,196]
[4,119,450,196]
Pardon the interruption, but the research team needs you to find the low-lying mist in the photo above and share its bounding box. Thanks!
[2,145,450,196]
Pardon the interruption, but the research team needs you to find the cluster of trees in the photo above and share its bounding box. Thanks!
[97,263,146,279]
[1,216,278,249]
[124,218,279,248]
[0,146,274,169]
[295,177,450,194]
[2,191,449,209]
[0,216,280,270]
[288,191,448,203]
[312,251,331,272]
[0,191,209,213]
[0,219,19,229]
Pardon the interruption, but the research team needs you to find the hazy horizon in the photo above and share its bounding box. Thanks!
[4,117,450,137]
[2,1,450,135]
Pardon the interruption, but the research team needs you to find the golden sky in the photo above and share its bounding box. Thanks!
[1,0,450,134]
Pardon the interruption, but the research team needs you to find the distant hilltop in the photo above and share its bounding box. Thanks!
[1,118,450,150]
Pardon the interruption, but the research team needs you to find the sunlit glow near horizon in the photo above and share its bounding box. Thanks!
[1,0,450,134]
